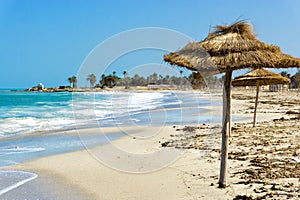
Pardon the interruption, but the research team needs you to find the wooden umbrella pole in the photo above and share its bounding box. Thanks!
[253,83,260,127]
[219,70,232,188]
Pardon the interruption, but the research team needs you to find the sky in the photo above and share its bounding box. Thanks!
[1,0,300,88]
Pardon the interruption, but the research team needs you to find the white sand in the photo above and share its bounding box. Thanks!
[11,125,231,199]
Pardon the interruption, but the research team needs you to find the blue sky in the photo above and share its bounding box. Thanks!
[1,0,300,88]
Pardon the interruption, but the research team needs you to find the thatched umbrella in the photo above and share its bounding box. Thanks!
[232,68,290,127]
[163,21,300,188]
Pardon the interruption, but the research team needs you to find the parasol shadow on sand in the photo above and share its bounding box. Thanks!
[232,68,290,127]
[164,21,300,188]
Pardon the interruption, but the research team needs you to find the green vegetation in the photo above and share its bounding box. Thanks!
[89,72,223,89]
[280,70,300,89]
[66,70,299,90]
[290,70,300,88]
[67,76,77,88]
[86,74,97,88]
[99,73,120,88]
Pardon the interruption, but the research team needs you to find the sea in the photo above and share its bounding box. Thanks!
[0,89,222,138]
[0,88,223,196]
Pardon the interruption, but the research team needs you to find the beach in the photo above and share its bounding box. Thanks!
[3,1,300,199]
[1,89,300,199]
[4,125,232,199]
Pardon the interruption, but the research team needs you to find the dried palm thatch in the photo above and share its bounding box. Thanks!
[232,68,290,127]
[164,21,300,73]
[232,68,290,86]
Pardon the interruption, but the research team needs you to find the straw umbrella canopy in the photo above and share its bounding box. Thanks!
[232,68,290,127]
[164,22,300,73]
[163,21,300,188]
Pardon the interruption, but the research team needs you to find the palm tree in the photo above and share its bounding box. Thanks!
[68,76,77,88]
[86,74,97,88]
[179,70,183,88]
[180,70,183,77]
[291,71,300,89]
[280,71,290,79]
[280,71,291,90]
[123,71,127,87]
[72,76,77,88]
[68,77,72,87]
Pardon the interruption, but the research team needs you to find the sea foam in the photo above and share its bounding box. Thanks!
[0,171,38,196]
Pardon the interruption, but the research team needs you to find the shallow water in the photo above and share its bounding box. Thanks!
[0,90,237,197]
[0,131,124,197]
[0,171,38,196]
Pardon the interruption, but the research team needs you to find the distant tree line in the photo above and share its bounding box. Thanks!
[66,69,300,89]
[82,72,223,89]
[280,70,300,89]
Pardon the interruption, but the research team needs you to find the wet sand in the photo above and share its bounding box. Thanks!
[0,170,89,200]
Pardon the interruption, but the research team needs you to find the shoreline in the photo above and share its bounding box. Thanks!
[0,91,219,141]
[15,86,211,93]
[1,89,299,199]
[6,125,233,199]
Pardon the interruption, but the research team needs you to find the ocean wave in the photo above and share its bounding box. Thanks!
[0,160,19,168]
[0,117,76,137]
[0,146,45,156]
[0,91,207,138]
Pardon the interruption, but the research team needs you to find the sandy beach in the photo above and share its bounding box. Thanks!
[3,1,300,199]
[2,89,300,199]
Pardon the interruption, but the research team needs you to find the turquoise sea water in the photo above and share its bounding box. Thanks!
[0,89,221,164]
[0,89,217,138]
[0,89,223,196]
[0,89,74,137]
[0,89,223,166]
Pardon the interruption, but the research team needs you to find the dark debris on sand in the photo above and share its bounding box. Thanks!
[161,124,220,150]
[161,118,300,199]
[230,118,300,199]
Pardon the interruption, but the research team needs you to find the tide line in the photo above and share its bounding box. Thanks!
[0,171,38,196]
